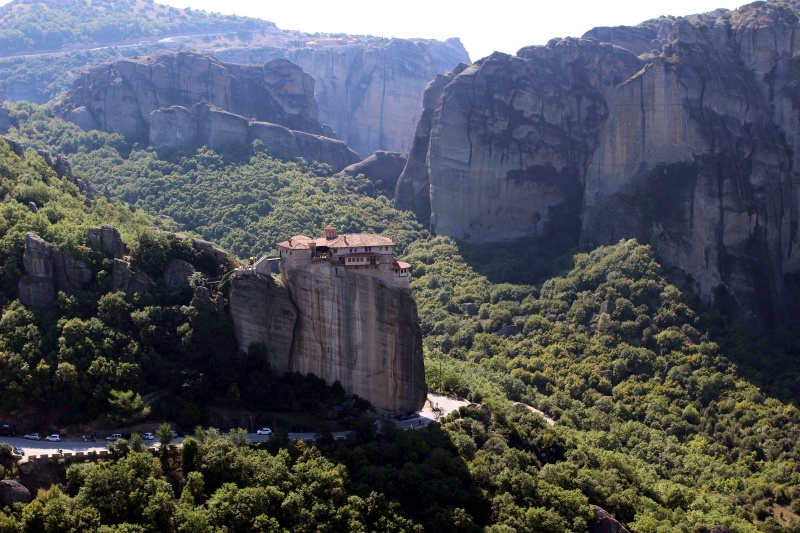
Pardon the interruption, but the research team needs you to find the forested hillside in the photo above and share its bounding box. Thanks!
[0,0,272,53]
[3,106,800,531]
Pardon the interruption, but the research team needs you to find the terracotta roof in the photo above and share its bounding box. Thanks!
[394,261,411,269]
[278,233,394,250]
[277,235,314,250]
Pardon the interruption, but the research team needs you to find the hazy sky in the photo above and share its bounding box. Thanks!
[0,0,743,60]
[150,0,743,61]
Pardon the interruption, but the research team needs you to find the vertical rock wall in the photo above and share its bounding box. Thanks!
[228,264,426,413]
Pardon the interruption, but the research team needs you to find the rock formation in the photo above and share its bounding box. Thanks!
[0,102,11,133]
[62,51,322,136]
[336,151,408,197]
[60,51,362,169]
[149,103,360,171]
[404,1,800,333]
[215,37,470,157]
[0,480,31,508]
[228,274,297,374]
[588,505,630,533]
[394,65,467,211]
[228,229,425,413]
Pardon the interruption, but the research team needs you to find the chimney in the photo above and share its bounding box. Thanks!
[325,226,337,239]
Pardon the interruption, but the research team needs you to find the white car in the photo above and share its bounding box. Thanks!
[45,434,61,442]
[23,433,41,440]
[256,427,272,435]
[142,432,155,440]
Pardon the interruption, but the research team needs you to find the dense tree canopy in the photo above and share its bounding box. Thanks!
[3,107,800,531]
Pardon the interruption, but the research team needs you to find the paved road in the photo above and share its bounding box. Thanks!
[1,393,470,456]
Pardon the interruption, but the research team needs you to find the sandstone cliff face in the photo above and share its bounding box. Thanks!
[426,41,643,245]
[228,275,297,374]
[394,66,466,211]
[228,267,426,413]
[215,38,470,157]
[61,51,323,138]
[149,103,360,171]
[411,1,800,333]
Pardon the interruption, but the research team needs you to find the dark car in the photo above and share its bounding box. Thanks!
[12,446,24,456]
[0,423,15,436]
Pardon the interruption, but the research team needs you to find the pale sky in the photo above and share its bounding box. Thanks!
[151,0,743,61]
[0,0,743,60]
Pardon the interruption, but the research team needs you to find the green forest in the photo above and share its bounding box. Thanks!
[2,102,800,532]
[0,0,272,54]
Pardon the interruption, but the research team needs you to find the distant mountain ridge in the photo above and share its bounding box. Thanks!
[0,0,273,54]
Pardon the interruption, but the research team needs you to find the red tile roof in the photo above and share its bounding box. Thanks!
[278,233,394,250]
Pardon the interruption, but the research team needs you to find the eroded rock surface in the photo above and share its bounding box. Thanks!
[216,38,470,157]
[228,265,426,413]
[0,480,31,508]
[336,151,408,196]
[228,275,296,375]
[409,2,800,332]
[61,51,322,137]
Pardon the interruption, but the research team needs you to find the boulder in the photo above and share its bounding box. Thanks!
[163,259,196,287]
[22,232,52,279]
[336,151,408,196]
[88,225,125,259]
[112,259,156,293]
[52,249,93,293]
[0,479,31,507]
[18,277,57,311]
[589,505,629,533]
[192,238,228,264]
[2,135,24,157]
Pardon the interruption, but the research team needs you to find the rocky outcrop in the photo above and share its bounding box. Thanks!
[215,38,470,157]
[112,258,156,293]
[62,51,322,136]
[228,265,426,413]
[336,151,408,196]
[148,102,359,172]
[0,480,31,507]
[229,275,297,374]
[191,238,229,264]
[0,102,11,133]
[18,233,58,311]
[408,1,800,333]
[2,136,24,158]
[88,225,125,259]
[588,505,629,533]
[394,66,466,211]
[163,259,196,287]
[425,41,644,246]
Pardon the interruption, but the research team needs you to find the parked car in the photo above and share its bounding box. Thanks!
[142,432,155,440]
[409,413,420,419]
[23,433,41,440]
[45,434,61,442]
[12,446,24,456]
[0,423,15,436]
[105,433,122,442]
[256,427,272,435]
